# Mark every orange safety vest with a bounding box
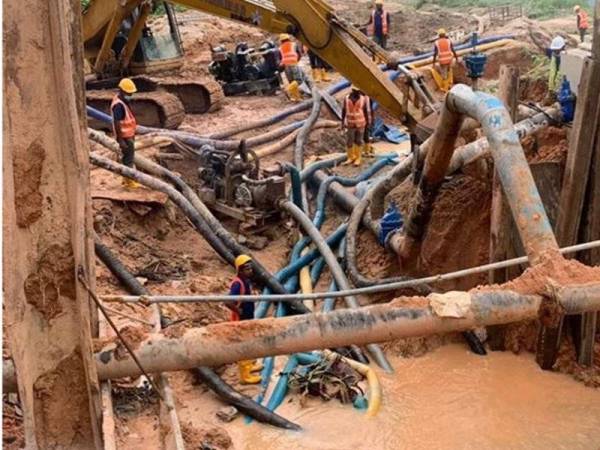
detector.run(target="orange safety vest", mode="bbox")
[344,95,370,129]
[368,9,388,36]
[578,11,589,29]
[435,37,454,65]
[111,95,137,139]
[279,41,299,66]
[229,276,247,321]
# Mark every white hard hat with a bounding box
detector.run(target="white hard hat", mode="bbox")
[550,36,566,51]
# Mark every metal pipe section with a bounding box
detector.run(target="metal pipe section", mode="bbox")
[100,240,600,305]
[447,85,559,263]
[280,200,393,373]
[91,284,600,380]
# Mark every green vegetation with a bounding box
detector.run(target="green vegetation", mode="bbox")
[412,0,583,19]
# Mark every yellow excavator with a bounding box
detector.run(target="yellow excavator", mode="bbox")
[83,0,435,133]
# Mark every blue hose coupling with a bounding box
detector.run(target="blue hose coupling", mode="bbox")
[379,201,403,246]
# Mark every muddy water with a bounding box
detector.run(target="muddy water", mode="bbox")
[225,345,600,449]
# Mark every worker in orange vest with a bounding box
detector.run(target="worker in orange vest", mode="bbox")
[366,0,391,49]
[341,86,372,166]
[278,34,305,102]
[431,29,459,93]
[111,78,140,189]
[574,5,589,43]
[226,255,262,384]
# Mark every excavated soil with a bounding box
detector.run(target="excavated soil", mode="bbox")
[4,2,598,449]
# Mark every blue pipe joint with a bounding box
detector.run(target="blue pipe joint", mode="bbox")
[558,77,575,123]
[378,201,403,246]
[464,52,487,80]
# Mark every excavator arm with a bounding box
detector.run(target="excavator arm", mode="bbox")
[83,0,417,124]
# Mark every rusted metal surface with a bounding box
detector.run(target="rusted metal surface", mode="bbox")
[89,284,600,380]
[447,85,560,264]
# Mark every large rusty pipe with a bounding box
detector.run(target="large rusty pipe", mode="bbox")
[447,85,560,262]
[393,85,559,265]
[88,284,600,380]
[3,284,600,389]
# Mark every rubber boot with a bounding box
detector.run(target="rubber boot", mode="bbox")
[363,143,374,158]
[250,360,264,373]
[342,145,356,165]
[122,177,141,189]
[286,81,302,102]
[238,360,261,384]
[353,144,362,166]
[311,68,322,83]
[319,68,332,82]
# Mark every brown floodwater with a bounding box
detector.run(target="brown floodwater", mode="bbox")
[223,345,600,449]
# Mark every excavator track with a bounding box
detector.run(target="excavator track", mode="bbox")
[133,75,224,114]
[86,90,185,130]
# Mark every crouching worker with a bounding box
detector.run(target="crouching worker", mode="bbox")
[227,254,262,384]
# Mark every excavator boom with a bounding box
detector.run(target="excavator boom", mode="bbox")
[83,0,415,124]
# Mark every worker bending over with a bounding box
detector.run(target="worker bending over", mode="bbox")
[574,5,589,43]
[111,78,140,188]
[227,255,262,384]
[431,29,459,93]
[279,34,306,102]
[342,86,372,166]
[367,0,390,49]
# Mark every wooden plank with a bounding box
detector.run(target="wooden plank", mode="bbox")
[556,57,600,247]
[92,188,169,205]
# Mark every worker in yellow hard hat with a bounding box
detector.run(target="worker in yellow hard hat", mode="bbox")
[227,254,262,384]
[278,33,306,102]
[431,28,459,92]
[366,0,390,49]
[112,78,140,188]
[574,5,589,43]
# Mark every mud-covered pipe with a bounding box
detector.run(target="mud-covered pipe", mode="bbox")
[294,88,322,212]
[392,85,559,265]
[94,234,300,430]
[89,130,309,315]
[90,153,235,265]
[280,200,393,373]
[89,284,600,380]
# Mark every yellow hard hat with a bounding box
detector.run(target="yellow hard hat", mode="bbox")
[235,254,252,270]
[375,0,384,5]
[118,78,137,94]
[437,28,447,37]
[574,5,580,10]
[279,33,291,42]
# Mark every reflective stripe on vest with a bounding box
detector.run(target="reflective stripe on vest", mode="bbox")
[435,37,453,65]
[579,11,589,29]
[345,95,368,128]
[279,41,299,66]
[367,10,388,36]
[111,95,137,139]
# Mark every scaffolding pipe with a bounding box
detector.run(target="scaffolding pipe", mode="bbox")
[99,240,600,305]
[86,283,600,380]
[280,200,393,373]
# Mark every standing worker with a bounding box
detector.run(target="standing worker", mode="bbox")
[308,49,332,83]
[278,34,305,102]
[431,29,459,93]
[341,86,372,166]
[574,5,589,43]
[111,78,140,188]
[366,0,391,49]
[548,35,566,94]
[226,255,262,384]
